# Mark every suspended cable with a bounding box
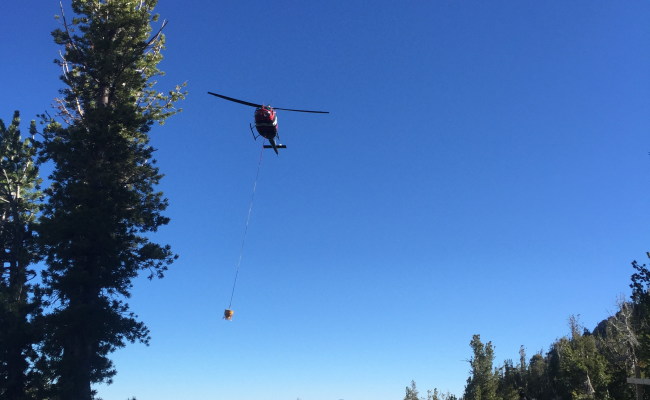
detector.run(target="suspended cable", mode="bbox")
[224,148,264,320]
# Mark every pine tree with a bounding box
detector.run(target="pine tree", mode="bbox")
[526,352,552,400]
[39,1,184,398]
[464,334,498,400]
[404,380,421,400]
[0,111,42,399]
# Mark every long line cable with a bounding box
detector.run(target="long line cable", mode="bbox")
[228,147,264,309]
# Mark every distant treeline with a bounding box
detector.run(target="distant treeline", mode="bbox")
[405,258,650,400]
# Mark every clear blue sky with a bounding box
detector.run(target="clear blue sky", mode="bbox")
[2,1,649,399]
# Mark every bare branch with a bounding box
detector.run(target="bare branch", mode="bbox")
[144,19,168,50]
[53,98,76,125]
[59,0,81,53]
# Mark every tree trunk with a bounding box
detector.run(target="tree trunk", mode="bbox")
[584,372,595,397]
[60,328,93,400]
[635,365,644,400]
[5,335,27,400]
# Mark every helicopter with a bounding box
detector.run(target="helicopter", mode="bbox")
[208,91,329,154]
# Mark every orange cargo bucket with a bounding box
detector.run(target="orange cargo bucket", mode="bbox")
[223,309,234,320]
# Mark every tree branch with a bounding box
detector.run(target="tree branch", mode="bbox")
[145,19,168,50]
[59,1,81,54]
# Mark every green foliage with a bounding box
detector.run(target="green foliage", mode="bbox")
[404,380,421,400]
[37,1,184,398]
[464,334,499,400]
[631,259,650,377]
[523,352,550,400]
[427,387,458,400]
[549,318,610,400]
[496,359,523,400]
[0,111,43,399]
[403,254,650,399]
[404,381,458,400]
[402,257,650,400]
[402,259,650,400]
[50,0,185,126]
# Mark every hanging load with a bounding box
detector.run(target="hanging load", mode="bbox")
[222,148,265,322]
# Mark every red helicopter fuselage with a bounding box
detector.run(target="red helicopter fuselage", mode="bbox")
[253,106,278,140]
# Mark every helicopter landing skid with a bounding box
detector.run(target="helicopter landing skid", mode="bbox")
[249,123,259,140]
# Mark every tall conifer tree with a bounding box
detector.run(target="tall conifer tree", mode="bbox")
[0,112,42,399]
[39,1,184,398]
[403,380,420,400]
[464,334,499,400]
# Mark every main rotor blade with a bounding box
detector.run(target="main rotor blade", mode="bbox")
[273,107,330,114]
[208,92,262,108]
[208,91,329,113]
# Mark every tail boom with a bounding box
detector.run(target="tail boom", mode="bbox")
[263,139,286,154]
